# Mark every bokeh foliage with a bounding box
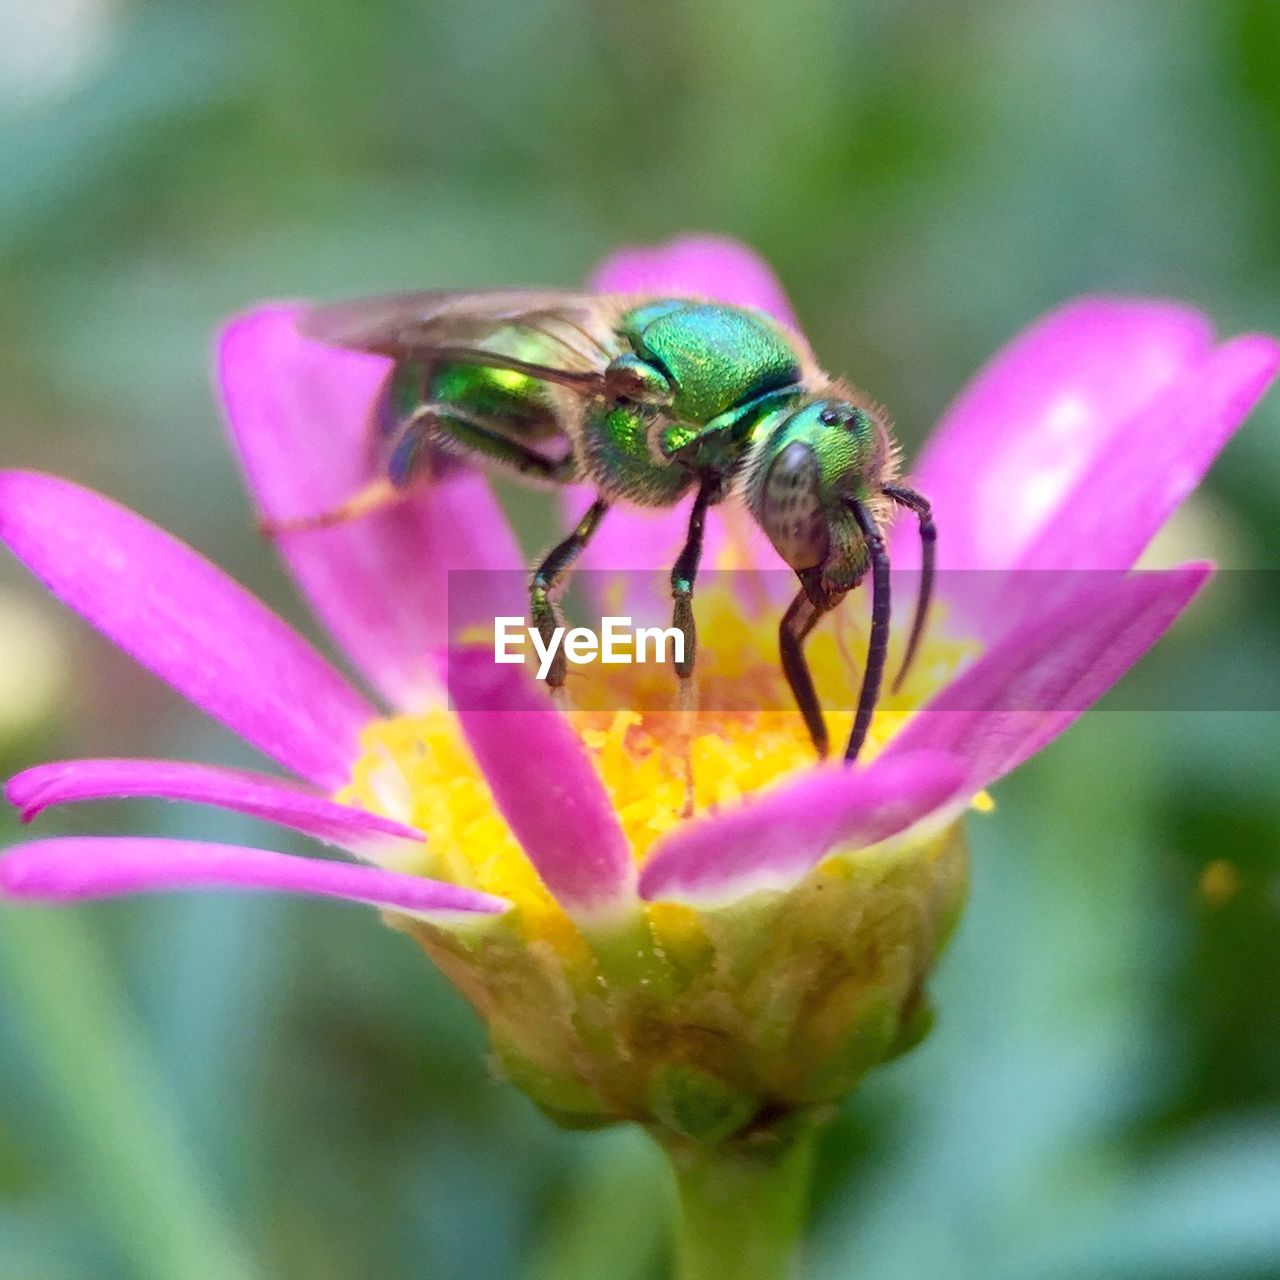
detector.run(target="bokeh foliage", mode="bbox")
[1,1,1279,1276]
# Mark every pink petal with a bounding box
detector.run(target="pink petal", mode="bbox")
[0,472,374,790]
[0,837,506,918]
[638,751,971,906]
[217,306,523,710]
[1017,333,1280,571]
[900,299,1216,574]
[588,235,799,330]
[7,759,423,858]
[884,563,1211,788]
[447,650,633,915]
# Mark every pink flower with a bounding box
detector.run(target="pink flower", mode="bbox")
[1,236,1275,1132]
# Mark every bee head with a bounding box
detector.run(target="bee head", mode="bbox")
[746,397,889,604]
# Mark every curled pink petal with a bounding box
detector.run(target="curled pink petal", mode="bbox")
[0,838,506,917]
[901,298,1216,574]
[0,472,374,790]
[639,752,970,906]
[589,235,799,330]
[7,759,423,858]
[885,563,1211,789]
[1017,333,1280,571]
[218,306,523,709]
[447,651,633,915]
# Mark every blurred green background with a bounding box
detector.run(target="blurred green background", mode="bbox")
[2,1,1280,1276]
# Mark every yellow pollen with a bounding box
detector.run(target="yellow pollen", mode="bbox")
[1198,858,1240,907]
[339,585,979,943]
[970,789,996,814]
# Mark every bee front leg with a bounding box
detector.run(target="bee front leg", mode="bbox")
[844,500,891,763]
[530,497,610,691]
[780,587,831,758]
[669,479,717,685]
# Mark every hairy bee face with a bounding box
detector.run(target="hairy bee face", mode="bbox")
[746,398,882,575]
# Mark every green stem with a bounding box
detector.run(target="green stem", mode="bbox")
[0,908,258,1280]
[662,1125,817,1280]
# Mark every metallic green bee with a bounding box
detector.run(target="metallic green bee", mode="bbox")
[283,292,935,762]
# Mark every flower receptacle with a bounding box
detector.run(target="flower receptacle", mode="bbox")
[396,822,969,1143]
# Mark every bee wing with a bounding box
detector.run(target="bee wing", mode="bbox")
[298,290,629,394]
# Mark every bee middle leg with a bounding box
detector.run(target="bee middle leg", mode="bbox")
[530,497,610,690]
[669,479,717,685]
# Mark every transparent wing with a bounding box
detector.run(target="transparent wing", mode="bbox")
[298,289,631,393]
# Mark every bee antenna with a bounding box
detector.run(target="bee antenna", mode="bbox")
[882,484,935,693]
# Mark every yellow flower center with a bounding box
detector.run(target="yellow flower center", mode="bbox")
[338,584,981,941]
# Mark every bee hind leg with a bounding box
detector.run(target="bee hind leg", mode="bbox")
[258,398,583,539]
[256,406,443,537]
[257,476,403,537]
